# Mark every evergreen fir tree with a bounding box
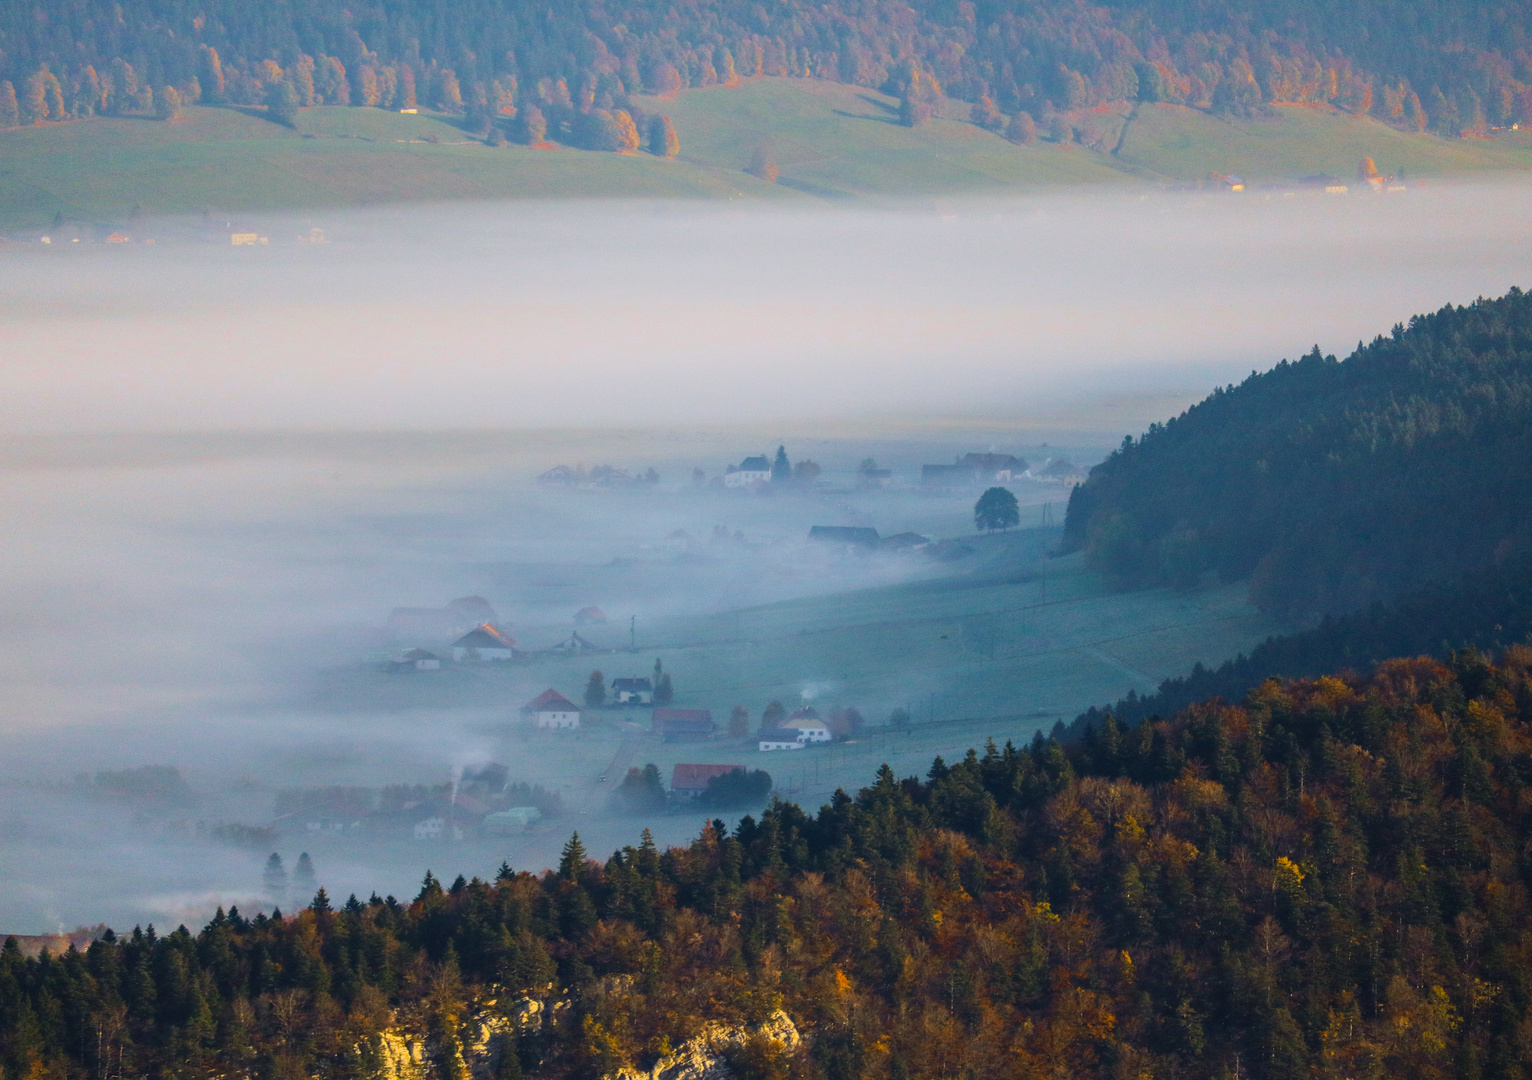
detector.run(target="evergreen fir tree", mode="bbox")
[771,445,790,483]
[558,833,587,881]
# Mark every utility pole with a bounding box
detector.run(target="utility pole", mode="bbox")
[630,615,636,652]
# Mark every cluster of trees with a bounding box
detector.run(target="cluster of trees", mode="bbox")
[581,664,672,710]
[1064,287,1532,621]
[8,647,1532,1079]
[4,0,1529,138]
[611,765,774,813]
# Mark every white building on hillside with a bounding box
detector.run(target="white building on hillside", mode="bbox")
[724,455,772,488]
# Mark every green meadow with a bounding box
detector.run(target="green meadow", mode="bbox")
[310,526,1284,831]
[4,78,1532,227]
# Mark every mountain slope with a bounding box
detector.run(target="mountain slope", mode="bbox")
[1063,287,1532,621]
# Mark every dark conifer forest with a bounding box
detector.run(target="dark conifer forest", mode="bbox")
[8,648,1532,1079]
[1064,288,1532,621]
[1,0,1531,134]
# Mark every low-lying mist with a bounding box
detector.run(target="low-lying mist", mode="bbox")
[0,185,1527,935]
[4,183,1531,432]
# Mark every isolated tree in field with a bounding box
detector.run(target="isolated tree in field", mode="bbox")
[263,852,287,898]
[975,486,1020,532]
[155,85,182,120]
[793,460,822,484]
[266,79,299,126]
[293,852,317,897]
[761,700,786,730]
[728,705,750,737]
[1006,110,1037,144]
[899,86,931,126]
[649,115,679,157]
[748,143,778,182]
[889,706,911,728]
[771,446,791,484]
[519,104,547,144]
[584,670,606,708]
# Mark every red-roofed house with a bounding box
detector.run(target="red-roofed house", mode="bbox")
[652,708,716,742]
[522,689,580,729]
[671,763,743,798]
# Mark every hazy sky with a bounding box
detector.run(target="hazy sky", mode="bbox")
[3,183,1530,433]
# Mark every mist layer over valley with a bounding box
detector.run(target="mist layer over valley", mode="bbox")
[1,187,1529,936]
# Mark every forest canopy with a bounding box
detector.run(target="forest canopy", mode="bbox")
[7,646,1532,1080]
[1063,287,1532,621]
[0,0,1530,135]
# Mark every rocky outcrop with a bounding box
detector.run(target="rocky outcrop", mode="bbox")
[611,1009,801,1080]
[366,990,570,1080]
[373,1031,429,1080]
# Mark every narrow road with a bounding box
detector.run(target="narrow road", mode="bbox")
[588,735,636,808]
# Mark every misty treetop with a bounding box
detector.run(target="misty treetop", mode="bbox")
[1064,286,1532,621]
[9,645,1532,1079]
[1,0,1531,137]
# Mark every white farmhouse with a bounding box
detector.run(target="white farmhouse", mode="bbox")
[759,729,807,751]
[794,718,833,743]
[611,677,653,704]
[724,455,772,488]
[522,689,581,729]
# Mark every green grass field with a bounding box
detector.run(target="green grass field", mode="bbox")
[308,527,1285,820]
[283,528,1287,879]
[1116,101,1532,182]
[4,78,1530,227]
[630,78,1134,196]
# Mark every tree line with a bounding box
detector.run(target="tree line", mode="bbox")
[7,645,1532,1079]
[0,0,1529,139]
[1064,287,1532,622]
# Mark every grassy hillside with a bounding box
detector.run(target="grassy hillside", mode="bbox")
[631,78,1135,196]
[3,80,1532,226]
[0,105,772,228]
[1116,101,1532,181]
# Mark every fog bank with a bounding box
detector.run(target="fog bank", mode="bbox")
[3,184,1530,433]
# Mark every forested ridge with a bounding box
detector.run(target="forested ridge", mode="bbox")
[9,647,1532,1079]
[2,0,1532,138]
[1063,287,1532,622]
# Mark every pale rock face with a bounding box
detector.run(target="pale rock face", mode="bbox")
[373,1031,429,1080]
[610,1009,801,1080]
[366,990,567,1080]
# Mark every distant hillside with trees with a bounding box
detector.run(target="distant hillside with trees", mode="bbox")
[8,647,1532,1079]
[1063,287,1532,622]
[1,0,1530,142]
